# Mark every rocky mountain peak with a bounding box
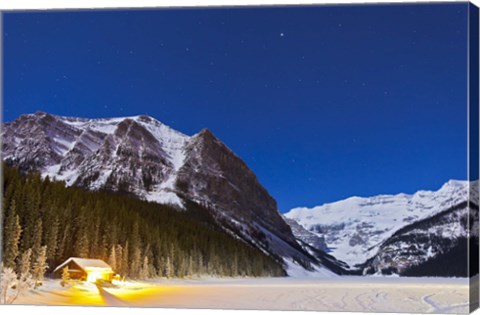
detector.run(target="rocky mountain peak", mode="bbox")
[2,111,315,274]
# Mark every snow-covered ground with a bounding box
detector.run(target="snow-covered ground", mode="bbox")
[10,277,472,314]
[284,259,337,278]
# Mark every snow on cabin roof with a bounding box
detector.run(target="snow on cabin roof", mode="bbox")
[54,257,113,273]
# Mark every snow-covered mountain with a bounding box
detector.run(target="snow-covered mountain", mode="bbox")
[2,111,319,275]
[3,112,188,205]
[5,112,476,277]
[284,180,478,270]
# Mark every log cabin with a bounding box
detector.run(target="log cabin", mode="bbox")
[54,257,114,283]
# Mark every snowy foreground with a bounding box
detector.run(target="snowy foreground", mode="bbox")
[11,276,475,314]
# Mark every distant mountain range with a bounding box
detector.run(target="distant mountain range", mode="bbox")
[285,180,478,276]
[2,111,477,277]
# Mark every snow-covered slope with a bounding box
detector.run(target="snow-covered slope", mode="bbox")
[284,258,337,278]
[284,180,475,268]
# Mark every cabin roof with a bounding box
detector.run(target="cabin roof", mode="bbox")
[54,257,113,273]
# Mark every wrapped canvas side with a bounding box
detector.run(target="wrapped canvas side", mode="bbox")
[469,2,480,313]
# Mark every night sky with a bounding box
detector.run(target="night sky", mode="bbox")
[3,3,469,211]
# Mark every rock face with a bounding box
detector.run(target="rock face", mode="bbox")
[2,111,315,272]
[176,129,301,252]
[283,216,327,252]
[179,129,281,233]
[361,200,479,276]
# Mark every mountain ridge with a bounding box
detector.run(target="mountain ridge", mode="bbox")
[284,179,478,274]
[2,111,322,275]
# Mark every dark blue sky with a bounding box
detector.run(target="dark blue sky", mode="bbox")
[3,3,469,211]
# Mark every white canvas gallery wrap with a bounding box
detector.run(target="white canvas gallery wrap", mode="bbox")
[0,1,478,315]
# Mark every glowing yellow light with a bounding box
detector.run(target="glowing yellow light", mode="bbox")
[84,267,113,283]
[86,271,102,283]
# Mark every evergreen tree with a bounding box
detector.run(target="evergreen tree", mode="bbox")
[122,242,129,277]
[74,226,89,258]
[232,252,239,276]
[31,220,43,263]
[89,217,101,258]
[139,256,149,279]
[115,244,123,275]
[130,247,142,278]
[60,267,70,287]
[56,223,71,262]
[2,170,18,212]
[19,181,41,253]
[129,221,142,277]
[108,245,117,271]
[17,248,32,277]
[165,256,173,279]
[3,200,22,269]
[44,217,59,262]
[32,246,48,288]
[97,234,108,261]
[169,245,176,277]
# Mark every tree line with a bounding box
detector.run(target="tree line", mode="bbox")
[2,165,285,280]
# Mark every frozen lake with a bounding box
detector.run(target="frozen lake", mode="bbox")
[13,276,475,314]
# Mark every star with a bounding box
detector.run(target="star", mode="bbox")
[280,33,284,37]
